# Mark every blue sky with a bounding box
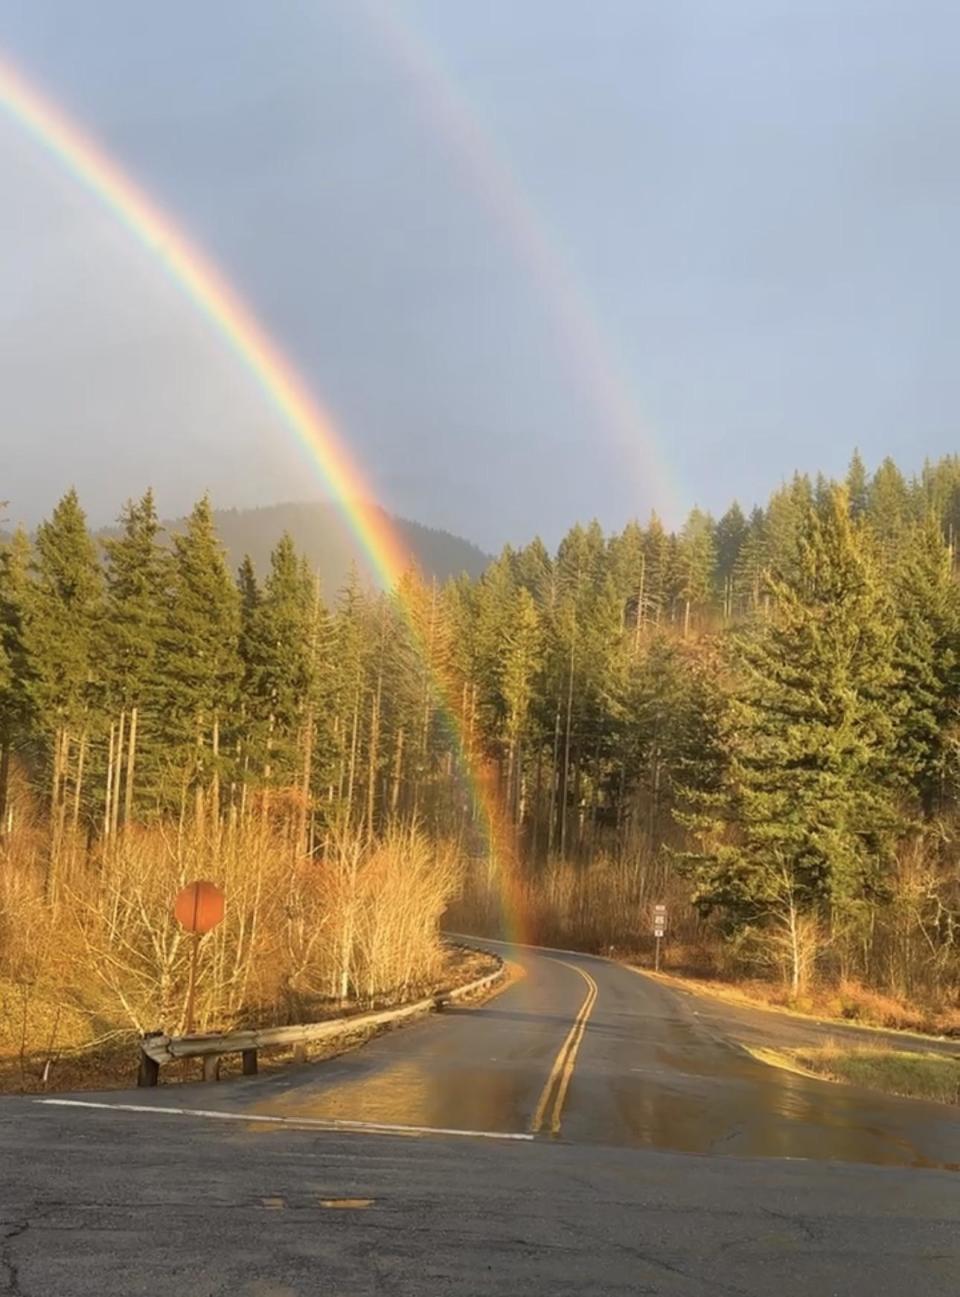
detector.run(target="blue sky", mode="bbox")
[1,1,958,549]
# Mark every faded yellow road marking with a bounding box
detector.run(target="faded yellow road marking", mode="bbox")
[529,961,598,1136]
[319,1198,375,1209]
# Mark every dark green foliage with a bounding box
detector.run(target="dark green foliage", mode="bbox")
[890,516,960,813]
[21,489,102,736]
[685,489,903,931]
[239,534,320,783]
[156,496,241,794]
[0,528,32,736]
[101,491,167,712]
[3,452,960,921]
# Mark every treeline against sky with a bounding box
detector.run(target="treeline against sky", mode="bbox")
[2,450,960,1009]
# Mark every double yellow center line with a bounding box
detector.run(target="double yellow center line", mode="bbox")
[529,960,598,1136]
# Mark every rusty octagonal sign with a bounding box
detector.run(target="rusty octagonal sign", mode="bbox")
[174,880,225,934]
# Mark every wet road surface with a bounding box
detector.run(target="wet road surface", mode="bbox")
[2,938,960,1295]
[246,938,960,1169]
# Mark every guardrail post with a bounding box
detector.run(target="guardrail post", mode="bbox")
[292,1042,307,1065]
[202,1055,221,1083]
[137,1048,160,1088]
[242,1048,258,1076]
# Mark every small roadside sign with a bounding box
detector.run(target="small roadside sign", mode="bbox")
[174,880,225,1036]
[652,904,667,971]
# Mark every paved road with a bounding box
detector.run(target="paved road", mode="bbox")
[2,939,959,1295]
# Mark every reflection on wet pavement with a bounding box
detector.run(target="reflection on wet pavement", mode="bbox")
[247,944,960,1171]
[255,1056,535,1133]
[566,982,960,1170]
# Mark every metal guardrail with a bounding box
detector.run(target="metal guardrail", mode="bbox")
[138,950,504,1086]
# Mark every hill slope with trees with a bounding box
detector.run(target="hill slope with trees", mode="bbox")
[2,450,960,1081]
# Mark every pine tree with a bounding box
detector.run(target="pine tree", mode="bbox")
[100,490,168,821]
[869,457,911,553]
[499,585,542,820]
[242,535,318,788]
[733,507,769,617]
[714,503,748,619]
[684,489,902,972]
[623,636,724,850]
[156,496,241,817]
[846,449,869,519]
[0,528,32,831]
[21,491,103,888]
[765,473,812,580]
[677,508,716,637]
[890,516,960,814]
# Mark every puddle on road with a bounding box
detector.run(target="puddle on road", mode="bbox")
[249,1057,534,1136]
[603,1045,960,1170]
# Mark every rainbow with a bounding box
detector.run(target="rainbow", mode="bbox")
[0,50,531,943]
[0,52,409,589]
[353,1,680,523]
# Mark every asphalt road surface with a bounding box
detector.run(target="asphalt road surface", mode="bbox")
[2,940,959,1296]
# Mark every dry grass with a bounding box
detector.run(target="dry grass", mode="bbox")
[0,816,468,1092]
[781,1043,960,1106]
[644,968,960,1038]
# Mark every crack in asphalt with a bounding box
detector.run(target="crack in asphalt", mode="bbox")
[0,1220,30,1297]
[760,1205,820,1242]
[558,1213,756,1297]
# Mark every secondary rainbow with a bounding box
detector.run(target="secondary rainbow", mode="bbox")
[354,1,680,522]
[0,51,531,943]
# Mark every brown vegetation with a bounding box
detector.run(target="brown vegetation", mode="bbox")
[0,816,463,1092]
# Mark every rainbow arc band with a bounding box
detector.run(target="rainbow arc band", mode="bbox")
[0,51,534,940]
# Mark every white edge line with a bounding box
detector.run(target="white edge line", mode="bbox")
[36,1098,534,1142]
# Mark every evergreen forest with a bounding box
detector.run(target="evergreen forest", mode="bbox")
[3,450,960,1073]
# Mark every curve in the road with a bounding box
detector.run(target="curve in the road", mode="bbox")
[91,935,960,1171]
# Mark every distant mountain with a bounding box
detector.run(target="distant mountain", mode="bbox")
[202,501,491,588]
[1,499,491,589]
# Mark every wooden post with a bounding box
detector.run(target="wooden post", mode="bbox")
[292,1042,307,1065]
[202,1055,220,1083]
[137,1049,160,1088]
[242,1048,258,1076]
[184,931,201,1036]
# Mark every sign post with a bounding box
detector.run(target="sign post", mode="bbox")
[174,880,225,1036]
[653,903,667,972]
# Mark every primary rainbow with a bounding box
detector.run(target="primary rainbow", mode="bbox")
[0,51,531,944]
[0,52,410,590]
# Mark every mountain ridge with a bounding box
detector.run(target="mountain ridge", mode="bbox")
[3,499,492,590]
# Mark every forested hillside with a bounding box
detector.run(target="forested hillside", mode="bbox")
[100,499,492,589]
[2,451,960,1066]
[184,500,490,587]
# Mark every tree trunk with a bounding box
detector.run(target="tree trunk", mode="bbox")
[103,723,116,841]
[366,685,381,839]
[210,713,221,837]
[559,630,576,858]
[547,706,561,858]
[72,730,87,832]
[390,726,404,818]
[0,730,11,836]
[123,706,138,830]
[346,683,361,821]
[297,706,314,857]
[634,554,646,654]
[111,711,125,839]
